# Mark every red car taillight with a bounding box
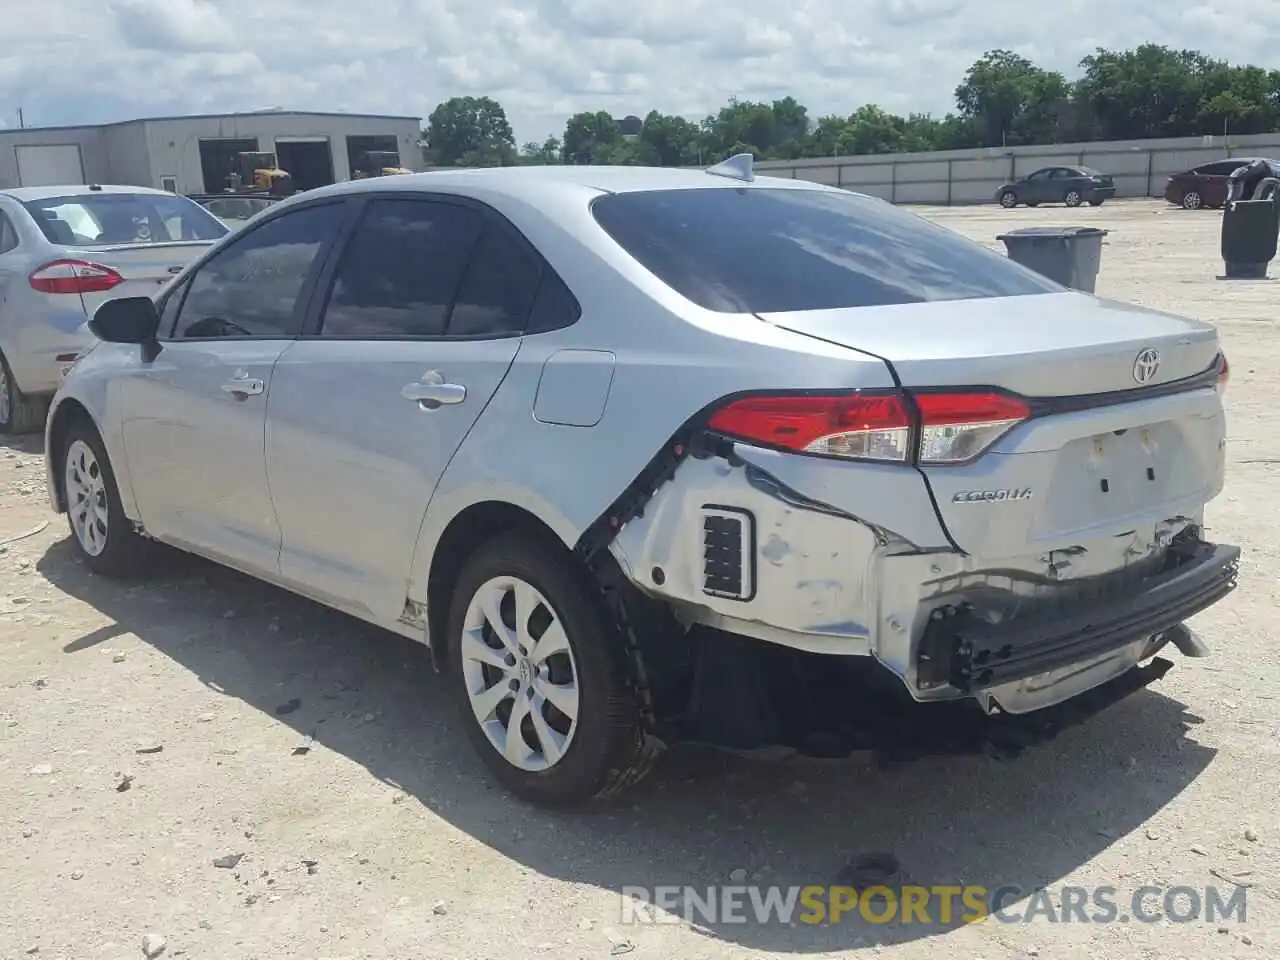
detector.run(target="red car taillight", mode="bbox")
[1217,353,1229,392]
[706,389,1031,465]
[29,259,124,295]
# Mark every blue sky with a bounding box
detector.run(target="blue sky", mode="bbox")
[3,0,1277,144]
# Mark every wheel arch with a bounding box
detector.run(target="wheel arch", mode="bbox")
[46,397,100,512]
[422,497,577,665]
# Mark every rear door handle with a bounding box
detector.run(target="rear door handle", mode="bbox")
[221,373,265,398]
[402,374,466,409]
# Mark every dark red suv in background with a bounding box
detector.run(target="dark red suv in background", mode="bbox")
[1164,157,1280,209]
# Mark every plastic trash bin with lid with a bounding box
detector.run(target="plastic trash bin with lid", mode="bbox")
[996,226,1109,293]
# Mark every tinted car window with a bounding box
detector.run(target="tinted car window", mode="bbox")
[527,271,582,334]
[22,193,228,246]
[447,218,543,337]
[592,187,1059,313]
[158,277,190,338]
[175,202,344,339]
[319,198,482,337]
[0,212,17,254]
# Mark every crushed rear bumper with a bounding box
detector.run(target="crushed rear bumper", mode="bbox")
[915,535,1239,696]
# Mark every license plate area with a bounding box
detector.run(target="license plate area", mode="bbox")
[1031,421,1207,538]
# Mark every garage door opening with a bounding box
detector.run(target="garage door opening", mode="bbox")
[276,139,335,191]
[198,138,259,193]
[15,144,86,187]
[346,135,401,178]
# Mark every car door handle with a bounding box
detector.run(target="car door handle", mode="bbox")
[221,375,265,398]
[402,380,466,408]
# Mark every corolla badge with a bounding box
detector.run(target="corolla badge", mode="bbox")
[952,488,1032,504]
[1132,347,1161,384]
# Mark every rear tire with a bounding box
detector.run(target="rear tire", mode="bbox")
[445,532,655,806]
[0,352,49,436]
[60,419,151,577]
[1064,190,1083,208]
[1089,199,1105,207]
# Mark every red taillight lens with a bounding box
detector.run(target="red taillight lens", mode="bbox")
[913,391,1031,464]
[706,392,913,461]
[706,389,1031,464]
[1217,353,1229,391]
[29,259,124,295]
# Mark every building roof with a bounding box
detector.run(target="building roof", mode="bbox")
[0,183,174,201]
[0,110,420,137]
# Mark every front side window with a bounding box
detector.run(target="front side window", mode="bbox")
[318,198,483,337]
[591,187,1059,314]
[173,202,345,339]
[22,193,228,246]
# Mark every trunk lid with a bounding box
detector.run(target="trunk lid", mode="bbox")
[759,292,1226,558]
[70,241,213,315]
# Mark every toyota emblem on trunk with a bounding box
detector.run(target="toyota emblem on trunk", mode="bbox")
[1132,348,1161,384]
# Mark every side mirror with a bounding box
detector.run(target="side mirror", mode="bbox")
[89,296,160,344]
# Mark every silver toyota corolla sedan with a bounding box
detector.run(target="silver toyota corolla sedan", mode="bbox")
[0,184,228,433]
[42,159,1240,806]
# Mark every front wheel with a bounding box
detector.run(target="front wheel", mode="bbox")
[1064,190,1083,207]
[1181,190,1203,210]
[999,191,1018,208]
[61,420,151,576]
[446,533,655,806]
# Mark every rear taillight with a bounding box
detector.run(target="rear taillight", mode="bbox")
[706,389,1030,465]
[706,392,913,462]
[1217,353,1229,392]
[29,259,123,295]
[913,391,1031,464]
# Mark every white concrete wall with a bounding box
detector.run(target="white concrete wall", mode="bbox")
[753,131,1280,205]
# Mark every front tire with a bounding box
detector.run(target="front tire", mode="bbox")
[999,191,1018,208]
[61,420,151,577]
[0,352,48,436]
[446,533,654,806]
[1181,190,1203,210]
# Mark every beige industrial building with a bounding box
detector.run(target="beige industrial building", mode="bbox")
[0,110,422,194]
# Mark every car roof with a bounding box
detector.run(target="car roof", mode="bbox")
[293,164,832,206]
[0,183,177,202]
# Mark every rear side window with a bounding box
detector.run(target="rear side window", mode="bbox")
[319,198,482,337]
[21,193,228,246]
[447,217,543,338]
[0,212,17,254]
[592,187,1059,313]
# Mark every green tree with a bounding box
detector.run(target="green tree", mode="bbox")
[425,96,516,166]
[520,137,562,163]
[638,111,701,166]
[955,49,1069,146]
[562,111,621,164]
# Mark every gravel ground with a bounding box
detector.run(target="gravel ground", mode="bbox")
[2,198,1276,960]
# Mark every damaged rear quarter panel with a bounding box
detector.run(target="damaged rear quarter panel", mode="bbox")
[608,448,952,654]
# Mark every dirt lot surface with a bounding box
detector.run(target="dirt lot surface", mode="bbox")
[3,199,1277,959]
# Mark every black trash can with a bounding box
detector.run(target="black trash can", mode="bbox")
[1220,194,1280,279]
[996,226,1109,292]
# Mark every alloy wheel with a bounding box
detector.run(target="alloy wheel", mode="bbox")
[1183,191,1202,210]
[65,439,109,557]
[460,575,580,772]
[1000,192,1017,208]
[1065,190,1082,207]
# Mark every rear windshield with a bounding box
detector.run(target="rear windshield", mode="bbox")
[23,193,229,246]
[591,187,1058,313]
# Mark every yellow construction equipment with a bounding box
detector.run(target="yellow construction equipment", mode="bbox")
[229,152,294,196]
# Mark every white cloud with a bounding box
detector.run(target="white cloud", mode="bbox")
[0,0,1274,143]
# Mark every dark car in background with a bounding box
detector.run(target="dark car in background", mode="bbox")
[1164,158,1280,210]
[996,166,1116,209]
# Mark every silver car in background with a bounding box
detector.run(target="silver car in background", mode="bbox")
[0,184,228,433]
[44,161,1240,807]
